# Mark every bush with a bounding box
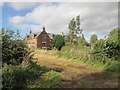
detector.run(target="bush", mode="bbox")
[105,61,120,73]
[2,61,62,89]
[90,34,98,45]
[28,71,61,88]
[52,35,65,50]
[90,28,120,64]
[1,28,27,65]
[60,46,90,60]
[2,61,45,89]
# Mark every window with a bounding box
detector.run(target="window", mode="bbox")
[42,35,46,39]
[42,42,46,49]
[42,43,46,47]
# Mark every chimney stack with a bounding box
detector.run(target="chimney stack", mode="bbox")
[42,26,45,32]
[60,32,64,37]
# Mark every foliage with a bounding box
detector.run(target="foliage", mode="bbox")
[60,46,90,60]
[52,35,65,50]
[104,61,120,73]
[90,34,98,45]
[28,71,61,88]
[104,28,120,60]
[91,28,120,62]
[90,28,120,73]
[67,15,82,45]
[77,36,89,46]
[2,62,40,89]
[2,61,61,89]
[1,28,27,65]
[90,39,106,63]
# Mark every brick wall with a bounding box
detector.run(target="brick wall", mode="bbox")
[37,30,51,49]
[25,38,37,48]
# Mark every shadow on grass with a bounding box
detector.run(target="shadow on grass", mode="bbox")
[60,71,119,88]
[2,61,51,89]
[2,53,58,89]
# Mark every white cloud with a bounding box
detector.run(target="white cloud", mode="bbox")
[1,0,119,2]
[9,2,118,41]
[8,2,38,10]
[0,2,4,7]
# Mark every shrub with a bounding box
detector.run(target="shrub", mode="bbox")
[52,35,65,50]
[28,71,61,88]
[60,46,90,60]
[90,34,98,45]
[105,61,120,73]
[2,61,45,89]
[1,28,27,65]
[90,28,120,64]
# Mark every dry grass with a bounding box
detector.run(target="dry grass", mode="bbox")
[32,49,119,88]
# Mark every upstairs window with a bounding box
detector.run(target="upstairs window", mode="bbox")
[42,35,46,39]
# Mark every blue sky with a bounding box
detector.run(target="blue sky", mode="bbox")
[2,3,35,37]
[1,2,118,42]
[1,2,60,37]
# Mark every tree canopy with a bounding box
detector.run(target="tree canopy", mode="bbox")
[91,28,120,62]
[67,15,82,45]
[90,34,98,45]
[52,35,65,50]
[1,28,27,65]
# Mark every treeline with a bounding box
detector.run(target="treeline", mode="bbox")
[90,28,120,72]
[2,28,27,65]
[1,28,61,89]
[52,15,120,73]
[91,28,120,62]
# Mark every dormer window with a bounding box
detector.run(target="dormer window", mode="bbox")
[42,35,46,39]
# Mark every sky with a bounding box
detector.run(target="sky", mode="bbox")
[1,1,118,42]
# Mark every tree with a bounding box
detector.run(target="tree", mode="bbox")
[1,28,27,65]
[75,15,82,35]
[91,28,120,63]
[52,35,65,50]
[67,15,82,45]
[68,18,76,45]
[104,28,120,60]
[90,34,98,45]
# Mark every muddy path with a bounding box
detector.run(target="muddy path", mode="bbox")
[32,50,119,88]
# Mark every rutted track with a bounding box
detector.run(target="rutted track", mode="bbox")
[32,50,118,88]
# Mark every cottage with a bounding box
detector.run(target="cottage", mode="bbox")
[25,26,56,49]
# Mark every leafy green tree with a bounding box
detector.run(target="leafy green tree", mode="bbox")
[78,36,89,46]
[1,28,27,65]
[67,15,82,45]
[90,34,98,45]
[68,18,76,45]
[91,28,120,63]
[75,15,82,35]
[52,35,65,50]
[104,28,120,60]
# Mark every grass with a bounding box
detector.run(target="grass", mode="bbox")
[2,61,62,89]
[27,70,62,88]
[33,48,119,88]
[35,46,120,75]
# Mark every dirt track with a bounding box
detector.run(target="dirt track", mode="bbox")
[32,50,119,88]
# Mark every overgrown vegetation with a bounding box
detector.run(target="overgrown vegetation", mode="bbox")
[90,28,120,72]
[91,28,120,62]
[1,28,27,65]
[1,15,119,89]
[2,61,62,89]
[2,28,62,89]
[66,15,83,45]
[90,34,98,45]
[49,28,120,73]
[52,35,65,50]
